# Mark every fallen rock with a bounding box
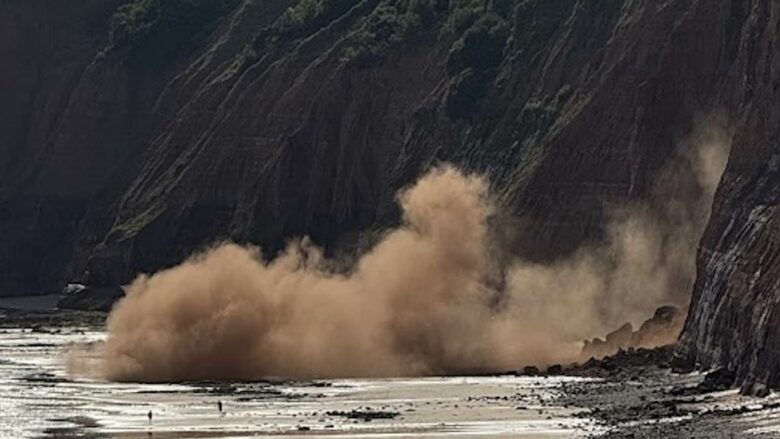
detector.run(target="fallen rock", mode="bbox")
[547,364,564,375]
[325,409,399,422]
[700,368,736,392]
[567,345,675,378]
[581,306,684,360]
[57,285,124,312]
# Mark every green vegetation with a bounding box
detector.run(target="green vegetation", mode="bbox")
[443,0,585,119]
[518,97,558,134]
[261,0,443,65]
[102,0,241,67]
[272,0,362,40]
[445,4,507,119]
[446,13,506,76]
[245,0,578,119]
[340,0,441,65]
[444,0,510,34]
[511,0,576,53]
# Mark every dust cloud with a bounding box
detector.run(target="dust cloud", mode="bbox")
[97,121,730,382]
[512,119,732,352]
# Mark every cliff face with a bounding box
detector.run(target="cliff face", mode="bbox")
[0,0,123,293]
[675,0,780,395]
[1,0,718,290]
[1,0,779,390]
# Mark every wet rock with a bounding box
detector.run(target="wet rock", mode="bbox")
[21,372,68,384]
[741,381,771,398]
[53,416,101,428]
[699,368,736,393]
[567,345,675,378]
[325,409,399,422]
[57,286,124,312]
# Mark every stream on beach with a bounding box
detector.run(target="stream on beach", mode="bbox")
[0,320,601,439]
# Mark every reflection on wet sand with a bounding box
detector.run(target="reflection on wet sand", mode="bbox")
[0,324,598,438]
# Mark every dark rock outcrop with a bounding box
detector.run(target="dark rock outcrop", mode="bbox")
[57,285,125,312]
[569,345,676,378]
[582,306,684,360]
[675,0,780,395]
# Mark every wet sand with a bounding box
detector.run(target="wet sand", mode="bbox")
[0,313,597,438]
[2,306,779,438]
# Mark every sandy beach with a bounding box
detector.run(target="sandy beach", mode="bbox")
[0,310,597,439]
[2,307,779,439]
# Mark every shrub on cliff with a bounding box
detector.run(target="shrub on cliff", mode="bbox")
[341,0,441,65]
[102,0,240,67]
[446,12,506,75]
[445,12,507,119]
[273,0,362,40]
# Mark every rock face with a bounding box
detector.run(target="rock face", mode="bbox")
[674,0,780,395]
[0,0,779,390]
[0,0,723,291]
[0,0,124,295]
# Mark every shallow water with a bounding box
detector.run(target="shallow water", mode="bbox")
[0,326,600,438]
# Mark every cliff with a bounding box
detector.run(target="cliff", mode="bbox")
[0,0,713,290]
[675,0,780,396]
[0,0,778,391]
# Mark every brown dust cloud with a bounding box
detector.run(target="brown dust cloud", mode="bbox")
[90,121,730,382]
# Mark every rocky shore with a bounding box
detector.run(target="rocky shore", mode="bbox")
[556,347,780,438]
